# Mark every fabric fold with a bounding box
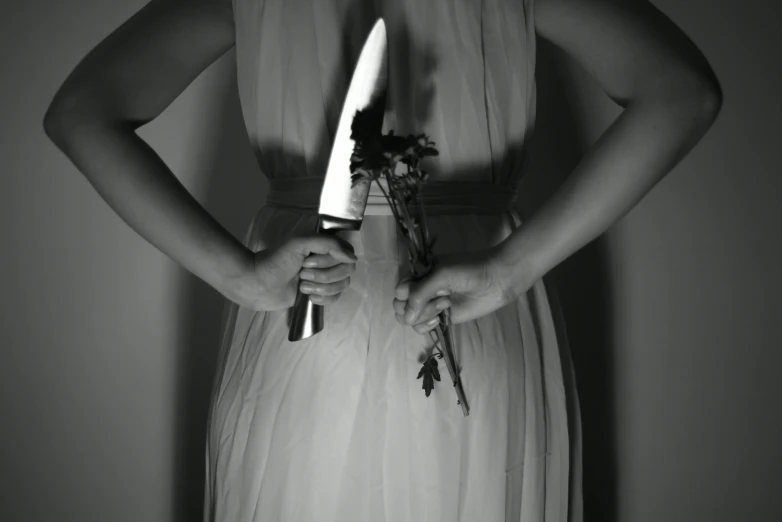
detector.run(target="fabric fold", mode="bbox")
[205,1,582,521]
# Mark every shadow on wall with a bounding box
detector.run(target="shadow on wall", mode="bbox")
[169,55,265,522]
[169,39,618,522]
[523,39,618,522]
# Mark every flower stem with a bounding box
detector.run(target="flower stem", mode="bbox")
[373,174,401,224]
[350,127,466,414]
[428,310,469,416]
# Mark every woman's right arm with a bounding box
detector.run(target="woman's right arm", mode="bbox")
[43,0,251,299]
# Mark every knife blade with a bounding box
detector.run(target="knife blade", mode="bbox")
[288,18,388,342]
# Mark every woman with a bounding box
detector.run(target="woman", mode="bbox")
[44,0,721,521]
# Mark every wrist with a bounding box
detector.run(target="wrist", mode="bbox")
[214,243,255,299]
[491,230,547,298]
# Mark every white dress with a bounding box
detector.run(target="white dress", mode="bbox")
[204,1,583,520]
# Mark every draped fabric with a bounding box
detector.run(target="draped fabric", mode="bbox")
[204,1,583,520]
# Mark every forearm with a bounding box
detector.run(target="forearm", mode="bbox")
[45,116,252,296]
[496,78,721,294]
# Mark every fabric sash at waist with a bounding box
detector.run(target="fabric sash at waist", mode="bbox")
[264,175,518,216]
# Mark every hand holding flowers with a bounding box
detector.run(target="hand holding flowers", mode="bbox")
[392,245,525,334]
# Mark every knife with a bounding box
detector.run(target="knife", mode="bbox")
[287,18,388,342]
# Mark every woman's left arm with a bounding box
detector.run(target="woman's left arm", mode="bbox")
[496,0,723,296]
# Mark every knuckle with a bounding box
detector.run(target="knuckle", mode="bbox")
[329,280,347,295]
[328,266,344,282]
[409,295,426,307]
[440,266,456,281]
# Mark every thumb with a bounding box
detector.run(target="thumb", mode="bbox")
[296,235,357,263]
[404,269,452,324]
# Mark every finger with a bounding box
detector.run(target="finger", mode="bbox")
[413,315,441,335]
[307,293,340,306]
[300,261,356,282]
[393,296,451,323]
[392,297,406,317]
[395,296,450,326]
[404,270,452,324]
[300,277,351,297]
[302,254,342,269]
[295,235,357,264]
[394,278,411,300]
[395,278,450,301]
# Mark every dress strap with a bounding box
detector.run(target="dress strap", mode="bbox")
[265,175,519,216]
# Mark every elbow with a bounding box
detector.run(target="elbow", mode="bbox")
[666,75,723,142]
[43,102,69,145]
[43,91,86,146]
[688,70,723,124]
[672,66,724,123]
[700,79,723,123]
[43,89,122,146]
[640,68,724,129]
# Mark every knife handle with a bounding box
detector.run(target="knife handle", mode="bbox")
[287,217,351,342]
[288,278,324,342]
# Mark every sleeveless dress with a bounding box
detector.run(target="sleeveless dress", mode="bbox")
[204,1,583,521]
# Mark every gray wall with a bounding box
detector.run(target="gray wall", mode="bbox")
[1,1,779,521]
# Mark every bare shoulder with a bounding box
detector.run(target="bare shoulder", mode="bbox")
[45,0,237,131]
[532,0,721,104]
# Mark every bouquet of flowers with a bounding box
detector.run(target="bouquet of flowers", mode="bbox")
[349,108,470,417]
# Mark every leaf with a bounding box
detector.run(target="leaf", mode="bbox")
[416,356,441,397]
